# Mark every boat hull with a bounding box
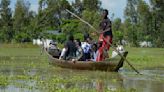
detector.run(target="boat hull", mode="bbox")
[48,51,128,72]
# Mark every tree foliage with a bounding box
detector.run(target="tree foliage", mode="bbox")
[83,0,101,11]
[123,0,164,47]
[13,0,33,42]
[0,0,163,47]
[0,0,12,42]
[112,18,123,44]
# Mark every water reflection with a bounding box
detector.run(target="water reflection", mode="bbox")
[123,78,164,92]
[96,80,104,92]
[0,66,164,92]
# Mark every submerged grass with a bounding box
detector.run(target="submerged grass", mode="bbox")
[0,44,164,92]
[110,47,164,69]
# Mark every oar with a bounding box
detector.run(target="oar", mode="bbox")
[66,9,141,75]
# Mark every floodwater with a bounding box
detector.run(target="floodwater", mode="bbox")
[0,56,164,92]
[0,67,164,92]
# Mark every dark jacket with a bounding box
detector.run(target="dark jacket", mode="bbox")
[99,18,113,37]
[65,40,77,60]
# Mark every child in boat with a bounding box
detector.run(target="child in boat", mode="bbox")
[81,37,92,61]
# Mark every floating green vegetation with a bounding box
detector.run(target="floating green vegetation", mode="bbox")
[0,44,163,92]
[0,75,9,86]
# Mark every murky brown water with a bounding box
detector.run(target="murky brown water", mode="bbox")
[0,66,164,92]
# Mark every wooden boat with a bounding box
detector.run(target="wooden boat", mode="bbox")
[47,51,128,72]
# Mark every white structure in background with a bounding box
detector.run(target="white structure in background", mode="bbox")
[112,45,125,58]
[33,39,43,45]
[33,39,53,49]
[139,41,152,47]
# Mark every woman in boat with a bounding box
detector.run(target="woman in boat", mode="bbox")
[96,9,113,62]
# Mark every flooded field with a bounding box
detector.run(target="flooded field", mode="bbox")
[0,45,164,92]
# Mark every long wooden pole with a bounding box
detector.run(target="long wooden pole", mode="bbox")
[66,9,141,74]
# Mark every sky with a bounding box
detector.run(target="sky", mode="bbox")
[1,0,150,21]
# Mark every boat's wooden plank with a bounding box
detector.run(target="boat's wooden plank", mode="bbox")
[48,51,128,71]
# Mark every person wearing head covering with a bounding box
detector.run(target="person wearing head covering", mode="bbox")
[96,9,113,62]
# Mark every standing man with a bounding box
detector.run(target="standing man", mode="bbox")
[96,9,113,62]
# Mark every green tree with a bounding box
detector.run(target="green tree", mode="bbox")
[112,18,124,44]
[83,0,101,11]
[124,0,139,46]
[78,10,101,39]
[13,0,32,42]
[72,0,83,16]
[37,0,71,31]
[137,0,152,42]
[61,19,79,35]
[150,0,164,47]
[158,23,164,47]
[122,19,133,46]
[125,0,139,24]
[0,0,13,42]
[56,33,66,43]
[27,11,37,39]
[36,0,47,30]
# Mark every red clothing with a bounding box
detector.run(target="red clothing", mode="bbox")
[96,17,113,62]
[96,34,112,62]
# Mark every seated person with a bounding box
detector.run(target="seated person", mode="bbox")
[59,44,67,60]
[48,41,61,58]
[49,41,57,49]
[81,37,92,61]
[90,43,98,62]
[74,39,83,61]
[61,35,77,60]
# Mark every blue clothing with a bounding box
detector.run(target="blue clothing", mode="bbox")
[82,42,91,53]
